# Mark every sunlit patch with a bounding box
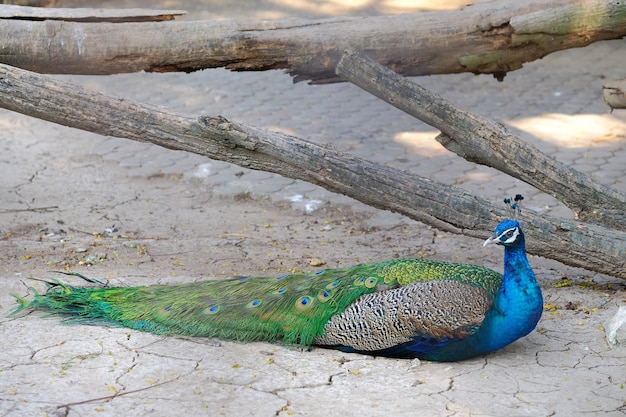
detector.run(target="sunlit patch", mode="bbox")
[264,0,460,18]
[207,0,471,23]
[506,114,626,149]
[383,0,472,11]
[393,131,450,157]
[463,172,493,181]
[263,125,297,136]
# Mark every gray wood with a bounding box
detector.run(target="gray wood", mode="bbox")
[335,49,626,230]
[0,63,624,278]
[1,0,625,82]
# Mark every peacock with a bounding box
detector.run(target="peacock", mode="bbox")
[10,215,543,362]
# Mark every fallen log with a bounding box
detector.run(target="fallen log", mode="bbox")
[1,0,625,83]
[335,49,626,230]
[0,63,624,278]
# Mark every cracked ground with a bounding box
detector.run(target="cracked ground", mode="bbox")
[2,0,626,416]
[1,116,625,416]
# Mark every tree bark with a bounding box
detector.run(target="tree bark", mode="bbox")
[1,0,625,83]
[335,50,626,230]
[0,63,624,278]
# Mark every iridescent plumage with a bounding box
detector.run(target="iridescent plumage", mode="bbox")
[10,220,542,361]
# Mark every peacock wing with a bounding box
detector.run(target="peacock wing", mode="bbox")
[315,279,494,355]
[375,259,503,295]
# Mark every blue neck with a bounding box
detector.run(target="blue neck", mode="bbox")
[422,233,543,361]
[484,234,543,351]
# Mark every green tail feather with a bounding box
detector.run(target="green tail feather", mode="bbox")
[9,259,502,347]
[9,293,33,318]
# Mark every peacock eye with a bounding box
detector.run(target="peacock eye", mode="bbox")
[498,227,519,243]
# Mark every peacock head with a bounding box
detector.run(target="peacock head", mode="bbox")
[483,219,524,248]
[483,194,526,248]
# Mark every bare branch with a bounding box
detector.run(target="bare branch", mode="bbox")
[0,63,624,277]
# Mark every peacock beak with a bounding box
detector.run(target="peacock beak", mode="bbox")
[483,234,497,247]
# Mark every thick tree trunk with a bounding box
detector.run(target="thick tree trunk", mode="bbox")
[1,0,625,83]
[335,50,626,230]
[0,63,624,278]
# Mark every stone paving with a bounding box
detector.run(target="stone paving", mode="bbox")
[1,1,626,416]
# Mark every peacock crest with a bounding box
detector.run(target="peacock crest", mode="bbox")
[504,194,524,218]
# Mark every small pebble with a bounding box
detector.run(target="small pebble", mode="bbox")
[307,258,326,266]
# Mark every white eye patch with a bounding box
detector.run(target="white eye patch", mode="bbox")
[497,227,519,244]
